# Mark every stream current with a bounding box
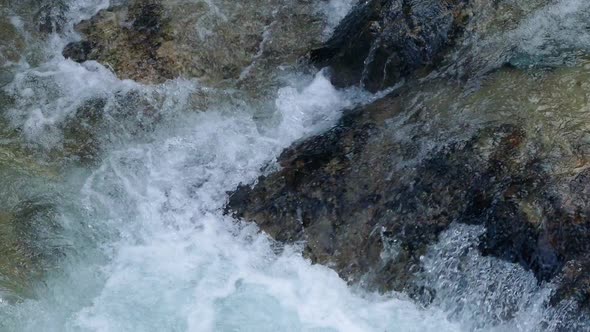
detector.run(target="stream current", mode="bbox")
[0,0,588,331]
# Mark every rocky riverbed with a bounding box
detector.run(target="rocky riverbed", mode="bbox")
[1,0,590,330]
[227,0,590,328]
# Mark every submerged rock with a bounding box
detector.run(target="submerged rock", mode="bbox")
[434,0,590,79]
[0,198,62,302]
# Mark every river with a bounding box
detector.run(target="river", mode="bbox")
[0,0,587,331]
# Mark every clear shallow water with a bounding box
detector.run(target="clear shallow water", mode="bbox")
[0,0,587,331]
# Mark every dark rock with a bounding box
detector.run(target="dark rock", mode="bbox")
[226,62,590,320]
[310,0,469,92]
[227,111,557,294]
[62,1,176,84]
[62,41,94,63]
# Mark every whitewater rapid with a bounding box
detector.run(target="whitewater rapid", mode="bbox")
[0,1,462,330]
[0,44,460,332]
[0,0,583,331]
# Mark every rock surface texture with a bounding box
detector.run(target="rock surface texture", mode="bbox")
[227,0,590,327]
[63,0,326,85]
[310,0,469,92]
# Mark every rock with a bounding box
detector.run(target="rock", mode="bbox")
[60,89,164,164]
[62,40,94,63]
[60,97,107,164]
[435,0,588,79]
[227,106,542,293]
[62,0,326,85]
[310,0,470,92]
[312,0,587,90]
[62,1,176,84]
[226,61,590,320]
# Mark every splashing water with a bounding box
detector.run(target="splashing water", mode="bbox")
[316,0,359,37]
[0,0,588,331]
[0,47,459,332]
[0,1,462,330]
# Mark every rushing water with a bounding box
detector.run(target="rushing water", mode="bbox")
[0,0,588,331]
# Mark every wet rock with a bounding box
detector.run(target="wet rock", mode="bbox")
[227,111,546,293]
[61,97,107,164]
[60,90,163,164]
[310,0,470,92]
[62,0,325,85]
[226,62,590,319]
[62,40,94,63]
[435,0,587,79]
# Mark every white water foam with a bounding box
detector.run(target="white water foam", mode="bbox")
[0,0,582,331]
[0,59,464,331]
[316,0,359,37]
[5,60,137,148]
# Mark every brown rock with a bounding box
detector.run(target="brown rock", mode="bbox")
[62,0,326,85]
